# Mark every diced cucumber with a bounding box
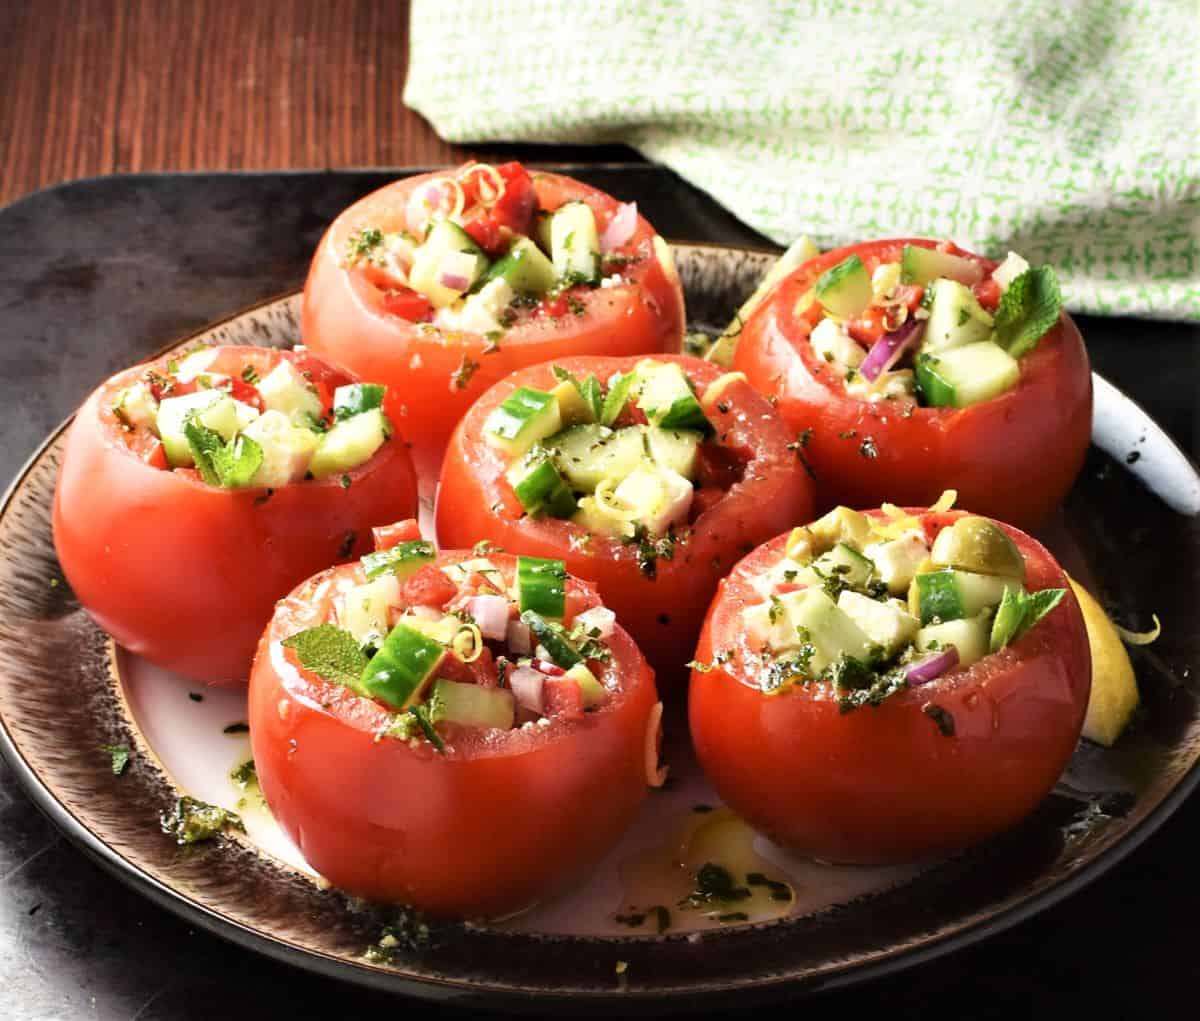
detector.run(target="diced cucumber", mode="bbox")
[509,458,578,518]
[485,236,556,295]
[611,462,693,536]
[517,556,567,620]
[565,662,608,707]
[923,279,994,352]
[257,361,324,427]
[912,569,1011,624]
[837,591,919,656]
[402,613,459,645]
[645,428,701,480]
[633,361,711,433]
[814,255,872,319]
[484,387,562,458]
[864,532,930,595]
[112,382,159,432]
[809,317,866,367]
[549,201,600,284]
[930,516,1025,580]
[916,614,991,668]
[438,278,515,334]
[333,383,386,422]
[787,588,877,674]
[240,409,319,488]
[900,245,983,287]
[157,391,244,467]
[361,539,436,580]
[800,542,875,591]
[546,424,619,491]
[550,380,595,428]
[743,592,806,652]
[308,408,390,480]
[991,252,1030,292]
[359,622,445,709]
[340,575,403,646]
[915,342,1020,409]
[427,679,515,730]
[409,220,489,308]
[521,610,583,668]
[808,506,873,552]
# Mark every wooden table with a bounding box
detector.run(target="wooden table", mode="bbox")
[0,0,638,207]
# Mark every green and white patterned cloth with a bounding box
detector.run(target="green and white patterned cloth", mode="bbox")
[405,0,1199,320]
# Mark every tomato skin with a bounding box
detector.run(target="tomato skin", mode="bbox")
[52,347,419,685]
[732,238,1092,530]
[302,167,686,479]
[436,354,815,686]
[688,509,1091,864]
[248,552,658,918]
[372,518,421,551]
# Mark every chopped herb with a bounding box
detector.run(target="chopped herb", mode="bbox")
[683,863,750,908]
[838,429,858,439]
[651,905,672,932]
[994,265,1063,358]
[230,759,257,789]
[567,296,586,316]
[450,356,480,391]
[923,703,956,736]
[185,419,264,489]
[567,621,612,662]
[346,227,384,263]
[338,531,357,559]
[859,437,879,459]
[102,744,130,775]
[628,525,678,580]
[282,625,369,689]
[408,705,445,754]
[687,659,714,673]
[241,365,260,384]
[718,912,750,923]
[692,803,714,813]
[253,488,275,506]
[482,331,503,353]
[615,911,646,927]
[222,722,250,734]
[188,692,203,702]
[160,796,244,845]
[787,427,813,451]
[746,872,792,902]
[362,908,436,962]
[472,539,502,556]
[600,371,636,426]
[340,474,352,490]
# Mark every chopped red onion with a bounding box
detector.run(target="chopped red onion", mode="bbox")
[509,666,545,713]
[468,594,509,640]
[859,317,926,382]
[439,271,470,291]
[906,647,959,685]
[600,202,638,253]
[534,658,566,677]
[573,606,616,640]
[506,620,532,654]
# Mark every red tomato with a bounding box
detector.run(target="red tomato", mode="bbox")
[248,551,659,918]
[436,355,815,687]
[732,238,1092,530]
[302,165,686,479]
[688,508,1091,863]
[52,346,419,684]
[372,518,421,550]
[379,286,434,322]
[400,565,459,608]
[458,161,538,255]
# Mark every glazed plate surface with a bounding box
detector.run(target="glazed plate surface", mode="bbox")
[1,244,1197,1010]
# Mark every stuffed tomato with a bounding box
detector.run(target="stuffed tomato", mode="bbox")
[53,346,417,684]
[689,500,1091,863]
[437,354,815,685]
[731,239,1092,529]
[248,529,660,918]
[302,160,686,478]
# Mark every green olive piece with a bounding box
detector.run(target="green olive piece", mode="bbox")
[930,516,1025,581]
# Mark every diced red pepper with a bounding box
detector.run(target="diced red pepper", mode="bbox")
[372,519,422,551]
[537,294,570,319]
[380,285,435,322]
[921,512,961,545]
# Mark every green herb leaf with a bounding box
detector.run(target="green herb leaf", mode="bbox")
[600,371,636,426]
[408,705,445,754]
[102,743,130,775]
[993,266,1062,358]
[230,758,257,789]
[1013,587,1066,642]
[184,418,225,486]
[160,796,244,845]
[550,365,604,421]
[282,624,370,690]
[361,540,437,579]
[334,383,386,421]
[184,418,263,488]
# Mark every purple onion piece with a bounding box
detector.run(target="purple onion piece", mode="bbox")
[508,666,545,713]
[600,201,638,253]
[439,271,470,291]
[906,646,959,685]
[859,317,926,382]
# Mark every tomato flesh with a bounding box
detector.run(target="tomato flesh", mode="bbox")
[732,238,1092,529]
[248,552,658,918]
[688,509,1091,863]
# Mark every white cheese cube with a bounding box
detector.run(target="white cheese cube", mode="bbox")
[810,317,866,368]
[992,252,1030,292]
[864,531,930,594]
[113,382,159,432]
[339,575,403,646]
[612,463,693,537]
[241,410,319,488]
[837,591,919,656]
[257,361,324,427]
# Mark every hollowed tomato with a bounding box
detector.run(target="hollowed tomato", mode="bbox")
[52,346,418,684]
[731,239,1092,529]
[688,508,1091,863]
[248,551,659,918]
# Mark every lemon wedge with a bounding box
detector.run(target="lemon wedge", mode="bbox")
[1069,577,1140,746]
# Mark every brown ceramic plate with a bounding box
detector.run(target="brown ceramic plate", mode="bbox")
[1,244,1198,1012]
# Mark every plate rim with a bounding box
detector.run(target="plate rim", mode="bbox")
[2,252,1198,1009]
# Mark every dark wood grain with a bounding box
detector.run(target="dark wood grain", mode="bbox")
[0,0,639,207]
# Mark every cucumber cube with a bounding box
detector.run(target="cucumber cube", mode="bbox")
[257,360,324,427]
[509,458,578,518]
[864,532,930,594]
[837,591,919,656]
[786,588,877,674]
[912,569,1011,624]
[409,220,489,308]
[340,574,403,646]
[112,382,159,432]
[439,278,515,334]
[360,621,445,709]
[517,556,567,620]
[798,542,875,591]
[916,342,1020,409]
[550,380,596,428]
[157,391,250,468]
[633,362,711,433]
[808,506,873,552]
[565,662,608,707]
[815,255,873,319]
[428,679,515,730]
[916,614,991,668]
[923,279,994,352]
[549,201,600,284]
[485,387,562,458]
[900,244,984,287]
[485,236,556,295]
[308,408,389,480]
[240,409,320,488]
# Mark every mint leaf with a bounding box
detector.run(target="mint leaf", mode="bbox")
[361,540,436,579]
[994,266,1062,358]
[579,374,603,421]
[282,625,370,690]
[184,418,263,488]
[1013,587,1066,643]
[601,371,636,426]
[102,743,130,775]
[334,383,386,421]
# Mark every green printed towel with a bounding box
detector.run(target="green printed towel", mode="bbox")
[405,0,1199,320]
